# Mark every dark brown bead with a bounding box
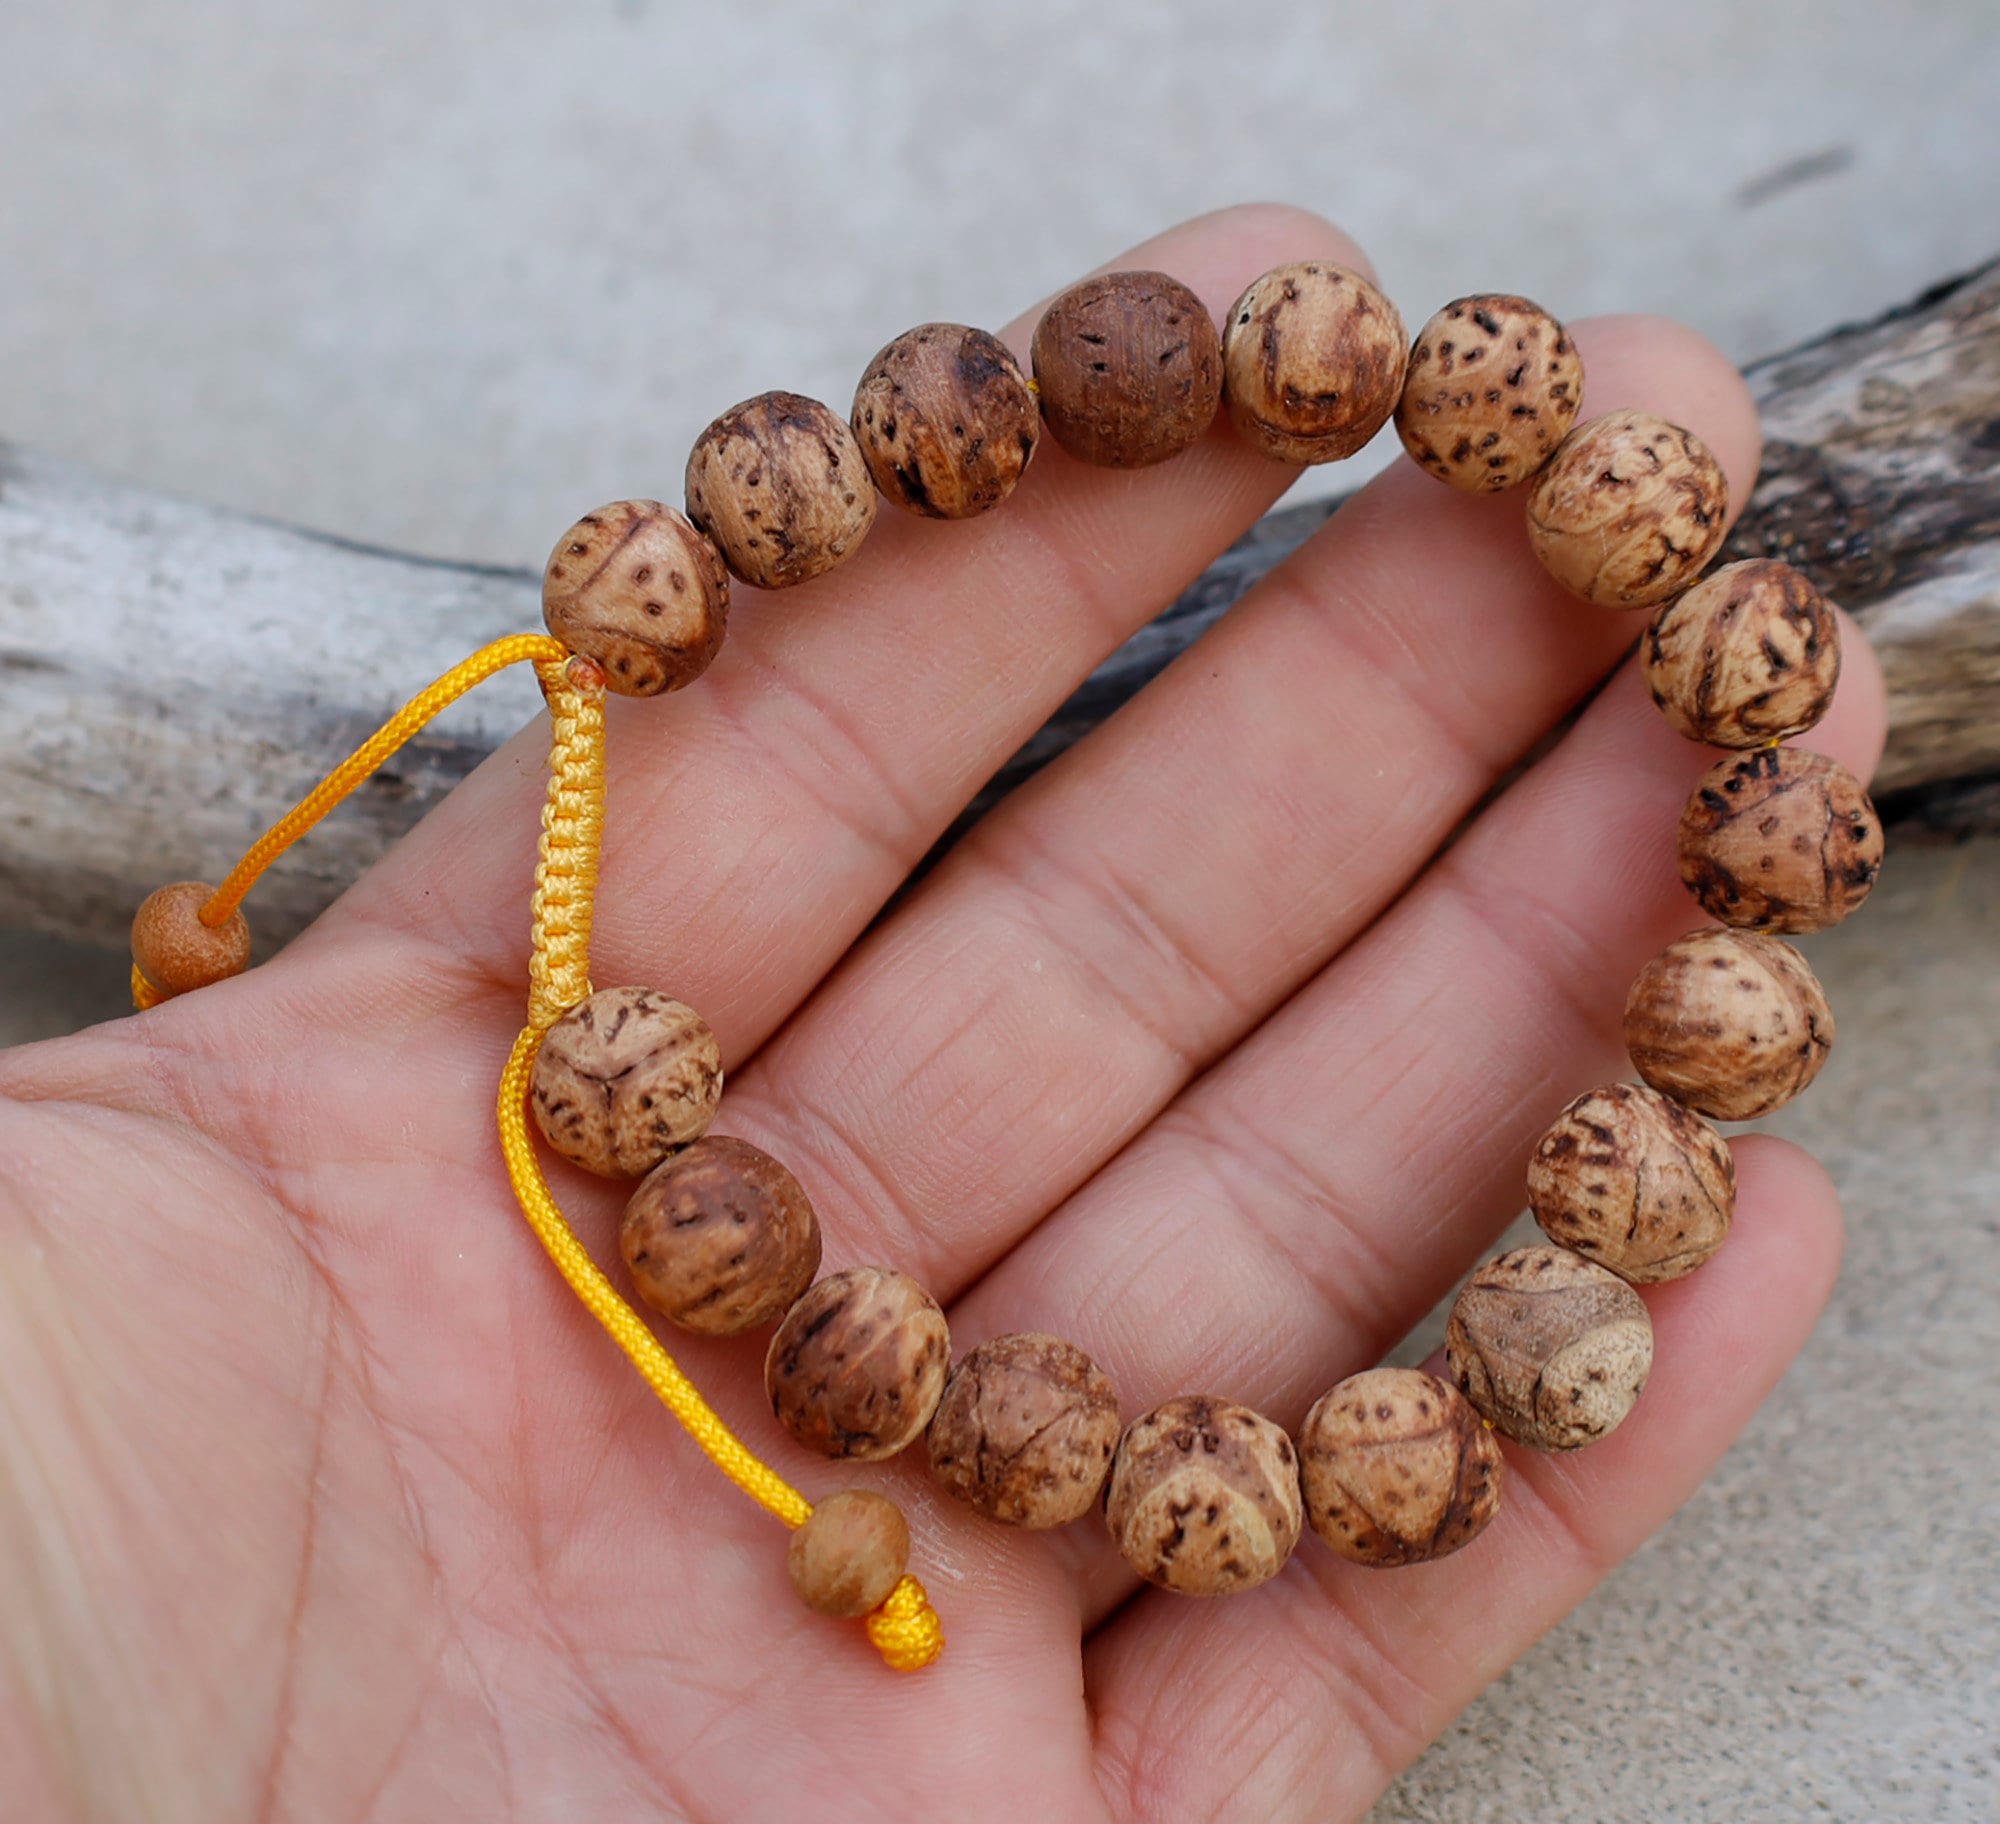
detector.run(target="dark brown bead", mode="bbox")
[1030,271,1221,468]
[130,882,250,1001]
[1223,261,1408,464]
[1677,747,1882,934]
[620,1136,821,1337]
[851,323,1040,519]
[1298,1368,1504,1566]
[787,1489,909,1618]
[765,1267,950,1461]
[541,499,729,697]
[926,1332,1120,1528]
[684,391,877,589]
[1396,293,1582,491]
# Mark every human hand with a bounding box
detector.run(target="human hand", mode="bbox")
[0,204,1885,1823]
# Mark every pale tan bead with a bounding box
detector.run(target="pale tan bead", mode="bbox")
[1526,410,1730,608]
[1395,293,1582,491]
[786,1489,910,1618]
[1446,1247,1653,1450]
[765,1267,950,1461]
[1529,1083,1735,1283]
[1623,929,1835,1121]
[1644,559,1841,747]
[1104,1396,1303,1596]
[1298,1368,1504,1567]
[1677,747,1883,935]
[529,987,723,1179]
[541,499,729,697]
[1222,261,1408,464]
[926,1332,1120,1528]
[684,391,877,589]
[851,323,1040,518]
[130,882,250,1000]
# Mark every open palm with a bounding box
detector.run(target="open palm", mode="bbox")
[0,206,1885,1824]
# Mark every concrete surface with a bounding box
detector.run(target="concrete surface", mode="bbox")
[2,3,1997,1818]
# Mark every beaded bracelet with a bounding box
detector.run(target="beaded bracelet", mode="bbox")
[128,263,1882,1672]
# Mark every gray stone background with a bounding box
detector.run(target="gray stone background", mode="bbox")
[2,2,1996,1817]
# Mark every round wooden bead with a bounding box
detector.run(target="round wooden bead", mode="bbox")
[1221,261,1408,465]
[1528,1083,1735,1283]
[1677,747,1882,935]
[619,1135,821,1337]
[786,1489,910,1618]
[684,391,878,589]
[1395,294,1582,491]
[541,499,729,697]
[1297,1367,1504,1567]
[851,323,1040,519]
[1104,1396,1303,1596]
[1030,271,1222,468]
[1446,1247,1653,1451]
[529,987,723,1179]
[1526,410,1729,608]
[765,1266,950,1461]
[130,882,251,1000]
[1623,929,1835,1121]
[1644,559,1841,747]
[926,1332,1120,1528]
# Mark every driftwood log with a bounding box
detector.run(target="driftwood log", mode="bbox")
[4,259,1998,952]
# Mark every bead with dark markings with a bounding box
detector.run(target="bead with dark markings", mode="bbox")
[1031,271,1222,468]
[1529,1083,1735,1283]
[1677,747,1882,934]
[1222,261,1408,464]
[765,1266,950,1461]
[620,1135,821,1336]
[1104,1396,1302,1596]
[1623,928,1834,1121]
[131,882,251,1001]
[1395,293,1582,491]
[541,499,729,697]
[529,987,723,1179]
[1644,559,1841,747]
[851,324,1040,519]
[1446,1247,1653,1450]
[1297,1368,1504,1566]
[927,1332,1121,1527]
[786,1489,910,1618]
[685,391,877,589]
[1526,409,1729,608]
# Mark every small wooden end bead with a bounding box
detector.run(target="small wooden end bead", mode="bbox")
[926,1332,1120,1528]
[787,1489,910,1618]
[1395,294,1581,491]
[542,500,729,698]
[529,987,723,1179]
[685,391,878,589]
[1623,928,1834,1121]
[620,1135,821,1336]
[1298,1367,1503,1566]
[1677,747,1882,935]
[1030,271,1222,468]
[1222,261,1408,465]
[1446,1247,1653,1450]
[1526,410,1729,608]
[1529,1082,1735,1283]
[1644,559,1841,747]
[851,324,1040,519]
[1104,1395,1302,1596]
[131,882,250,1000]
[765,1267,950,1461]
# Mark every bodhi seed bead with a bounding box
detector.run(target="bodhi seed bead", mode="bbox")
[1446,1247,1653,1450]
[130,882,251,1000]
[1104,1396,1303,1596]
[685,391,878,589]
[1297,1367,1504,1567]
[787,1489,910,1618]
[1528,1082,1735,1283]
[1623,928,1834,1121]
[529,986,723,1179]
[765,1266,951,1461]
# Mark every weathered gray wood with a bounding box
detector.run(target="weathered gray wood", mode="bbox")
[4,257,1998,951]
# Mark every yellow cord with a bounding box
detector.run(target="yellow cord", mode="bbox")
[131,963,164,1011]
